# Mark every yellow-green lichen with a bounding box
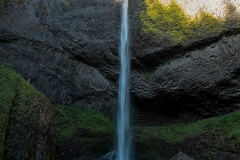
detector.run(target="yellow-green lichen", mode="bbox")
[140,0,226,45]
[63,0,69,5]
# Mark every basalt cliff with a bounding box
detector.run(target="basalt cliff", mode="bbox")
[1,0,240,159]
[1,0,240,118]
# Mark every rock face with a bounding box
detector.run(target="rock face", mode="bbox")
[0,0,240,119]
[132,34,240,118]
[0,0,121,114]
[171,151,194,160]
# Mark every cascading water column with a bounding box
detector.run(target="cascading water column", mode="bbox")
[117,0,131,159]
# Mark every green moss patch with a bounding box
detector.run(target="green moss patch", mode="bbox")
[140,0,226,45]
[135,110,240,158]
[54,105,115,158]
[54,105,114,143]
[0,60,46,159]
[136,110,240,143]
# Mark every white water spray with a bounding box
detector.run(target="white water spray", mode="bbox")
[117,0,131,159]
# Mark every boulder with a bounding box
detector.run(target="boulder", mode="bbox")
[3,95,56,160]
[99,151,118,160]
[171,151,194,160]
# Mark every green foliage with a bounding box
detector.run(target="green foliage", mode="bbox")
[0,60,45,159]
[228,128,240,142]
[135,110,240,143]
[134,110,240,159]
[140,0,226,45]
[54,105,114,143]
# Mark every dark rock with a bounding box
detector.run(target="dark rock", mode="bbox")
[132,34,240,120]
[171,151,194,160]
[0,39,118,114]
[0,0,121,115]
[0,0,240,120]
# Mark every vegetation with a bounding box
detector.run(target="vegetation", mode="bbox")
[140,0,226,45]
[54,105,115,159]
[135,110,240,158]
[136,110,240,143]
[53,103,240,158]
[54,105,114,143]
[0,60,46,159]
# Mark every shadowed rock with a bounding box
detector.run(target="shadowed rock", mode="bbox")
[132,34,240,119]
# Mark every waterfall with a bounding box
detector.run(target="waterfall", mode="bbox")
[117,0,131,159]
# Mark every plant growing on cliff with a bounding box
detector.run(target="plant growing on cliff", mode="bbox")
[54,105,114,142]
[140,0,226,45]
[0,60,51,159]
[0,62,28,159]
[136,109,240,143]
[135,109,240,158]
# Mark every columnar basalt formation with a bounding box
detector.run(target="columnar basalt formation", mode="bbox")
[0,0,240,118]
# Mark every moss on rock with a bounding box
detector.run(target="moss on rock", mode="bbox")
[140,0,226,45]
[135,110,240,159]
[53,104,240,159]
[0,60,56,160]
[54,105,114,157]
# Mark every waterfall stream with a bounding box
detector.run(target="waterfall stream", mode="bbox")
[117,0,131,159]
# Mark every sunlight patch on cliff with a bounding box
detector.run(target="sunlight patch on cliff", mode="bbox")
[159,0,240,19]
[140,0,240,45]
